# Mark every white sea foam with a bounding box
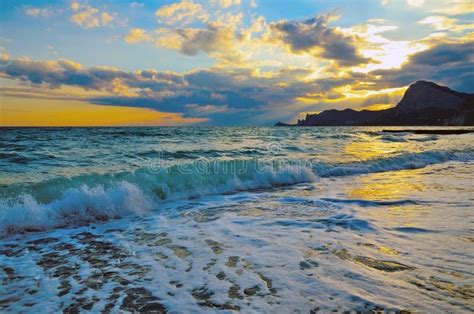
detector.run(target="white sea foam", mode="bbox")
[0,181,153,235]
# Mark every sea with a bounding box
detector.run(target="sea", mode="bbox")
[0,127,473,312]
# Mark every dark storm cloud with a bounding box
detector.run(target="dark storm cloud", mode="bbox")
[268,14,372,66]
[0,58,125,91]
[0,58,184,93]
[410,42,473,65]
[367,42,474,92]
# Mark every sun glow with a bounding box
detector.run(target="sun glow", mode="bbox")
[0,97,207,126]
[344,24,429,73]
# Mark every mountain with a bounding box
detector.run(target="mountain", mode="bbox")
[275,81,474,126]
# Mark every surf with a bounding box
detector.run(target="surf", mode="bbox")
[1,148,473,236]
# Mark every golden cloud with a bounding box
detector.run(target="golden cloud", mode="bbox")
[125,28,153,43]
[155,0,209,25]
[69,2,117,29]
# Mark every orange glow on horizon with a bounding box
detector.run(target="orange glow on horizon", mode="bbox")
[0,97,207,127]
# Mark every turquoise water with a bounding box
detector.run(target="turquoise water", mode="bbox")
[1,127,473,312]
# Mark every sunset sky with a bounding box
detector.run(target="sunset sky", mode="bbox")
[0,0,473,126]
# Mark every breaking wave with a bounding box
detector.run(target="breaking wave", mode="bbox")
[1,149,473,236]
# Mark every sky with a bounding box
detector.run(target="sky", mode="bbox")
[0,0,473,126]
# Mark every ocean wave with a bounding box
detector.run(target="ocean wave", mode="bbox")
[0,181,153,235]
[314,149,474,177]
[0,160,315,236]
[411,135,439,142]
[380,134,408,142]
[0,152,30,164]
[319,198,420,207]
[1,149,472,236]
[380,134,438,143]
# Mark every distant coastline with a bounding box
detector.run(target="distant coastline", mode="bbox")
[276,81,474,127]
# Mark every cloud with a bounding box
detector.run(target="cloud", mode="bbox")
[69,2,116,29]
[267,14,372,66]
[125,28,152,43]
[130,2,144,9]
[406,0,424,7]
[156,24,242,59]
[132,0,253,65]
[70,2,81,11]
[24,7,51,17]
[213,0,242,9]
[401,0,473,15]
[367,41,474,92]
[381,0,472,15]
[431,0,474,15]
[418,16,457,31]
[185,103,233,115]
[155,0,209,25]
[132,4,368,70]
[409,41,473,65]
[0,57,133,92]
[0,86,89,101]
[101,12,114,25]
